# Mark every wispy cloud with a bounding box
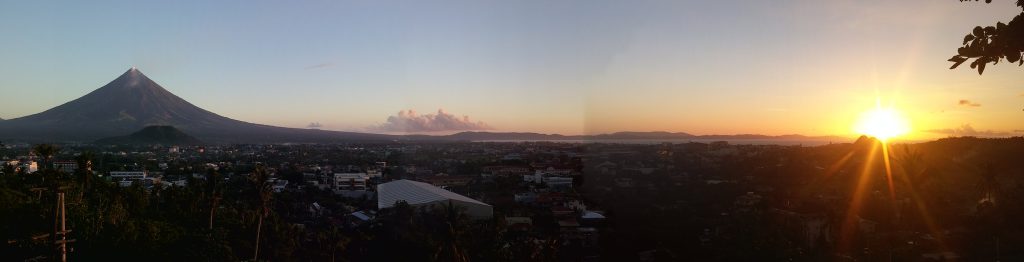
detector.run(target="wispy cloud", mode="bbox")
[371,109,491,133]
[926,124,1017,137]
[957,99,981,107]
[304,63,334,70]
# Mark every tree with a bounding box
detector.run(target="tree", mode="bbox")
[74,152,96,202]
[432,200,470,262]
[948,0,1024,74]
[203,168,223,231]
[250,165,273,261]
[316,226,350,261]
[977,163,999,206]
[32,144,59,171]
[2,163,13,176]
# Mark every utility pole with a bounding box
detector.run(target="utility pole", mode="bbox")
[53,193,73,262]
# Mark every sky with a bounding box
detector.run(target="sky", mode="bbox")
[0,0,1021,139]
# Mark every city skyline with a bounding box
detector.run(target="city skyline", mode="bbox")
[1,1,1021,139]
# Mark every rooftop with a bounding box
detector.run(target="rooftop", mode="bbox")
[377,179,490,209]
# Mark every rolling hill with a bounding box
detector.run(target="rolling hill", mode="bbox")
[96,125,204,145]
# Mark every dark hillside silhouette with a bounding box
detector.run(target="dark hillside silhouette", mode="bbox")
[95,125,203,145]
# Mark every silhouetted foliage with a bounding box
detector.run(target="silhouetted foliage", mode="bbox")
[949,0,1024,74]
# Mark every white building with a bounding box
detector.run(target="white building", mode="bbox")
[524,171,573,190]
[109,171,149,187]
[334,173,371,198]
[377,180,493,219]
[366,169,382,179]
[22,161,38,174]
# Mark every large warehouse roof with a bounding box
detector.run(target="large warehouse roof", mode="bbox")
[377,179,489,209]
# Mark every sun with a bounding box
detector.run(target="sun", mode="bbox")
[854,106,910,141]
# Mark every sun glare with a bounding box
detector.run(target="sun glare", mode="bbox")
[854,106,910,141]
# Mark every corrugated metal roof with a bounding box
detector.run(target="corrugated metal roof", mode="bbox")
[377,179,490,209]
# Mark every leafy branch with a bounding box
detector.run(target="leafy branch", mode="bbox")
[949,0,1024,74]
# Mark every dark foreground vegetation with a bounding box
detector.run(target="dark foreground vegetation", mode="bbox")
[1,136,1022,261]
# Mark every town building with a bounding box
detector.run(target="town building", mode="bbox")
[52,161,78,173]
[333,173,371,198]
[109,171,151,187]
[21,161,38,174]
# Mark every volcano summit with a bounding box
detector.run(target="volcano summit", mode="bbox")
[0,68,390,143]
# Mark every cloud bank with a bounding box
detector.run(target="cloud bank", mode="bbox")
[957,99,981,107]
[926,124,1019,137]
[372,109,491,133]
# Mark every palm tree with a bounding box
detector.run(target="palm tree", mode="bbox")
[251,165,273,261]
[978,163,999,206]
[433,200,470,262]
[32,144,59,171]
[74,152,95,202]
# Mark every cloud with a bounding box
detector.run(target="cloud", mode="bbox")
[307,122,323,129]
[957,99,981,107]
[926,124,1015,137]
[372,109,491,133]
[304,63,334,70]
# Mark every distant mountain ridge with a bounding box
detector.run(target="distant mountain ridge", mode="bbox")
[96,126,203,145]
[0,68,850,144]
[440,131,848,142]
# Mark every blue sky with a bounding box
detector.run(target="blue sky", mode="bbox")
[0,1,1020,137]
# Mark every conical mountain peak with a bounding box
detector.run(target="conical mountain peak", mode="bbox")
[0,68,234,140]
[103,66,160,91]
[0,68,392,143]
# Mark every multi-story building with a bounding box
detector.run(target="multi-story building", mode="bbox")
[333,173,371,198]
[109,171,149,187]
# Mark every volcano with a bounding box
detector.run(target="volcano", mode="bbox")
[0,68,391,143]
